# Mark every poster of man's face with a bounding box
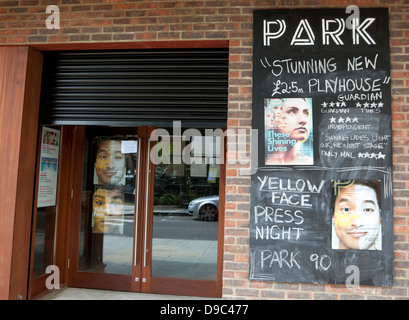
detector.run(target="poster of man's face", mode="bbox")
[332,180,382,250]
[94,139,125,185]
[92,187,124,234]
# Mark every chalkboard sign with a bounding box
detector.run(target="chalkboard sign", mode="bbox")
[250,8,393,286]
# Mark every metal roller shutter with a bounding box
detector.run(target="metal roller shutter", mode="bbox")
[39,48,228,128]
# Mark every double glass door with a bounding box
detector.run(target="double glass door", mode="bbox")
[67,126,222,297]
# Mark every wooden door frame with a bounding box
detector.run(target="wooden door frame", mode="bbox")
[3,40,228,300]
[63,125,225,298]
[33,41,228,299]
[29,40,229,52]
[29,126,79,299]
[31,126,88,296]
[142,129,226,298]
[0,46,43,300]
[28,125,62,299]
[25,40,229,299]
[66,126,134,291]
[131,127,154,291]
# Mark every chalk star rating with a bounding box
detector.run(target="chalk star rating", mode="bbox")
[322,101,346,108]
[322,100,386,110]
[358,152,386,160]
[355,101,384,108]
[329,116,359,123]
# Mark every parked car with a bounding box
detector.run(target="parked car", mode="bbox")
[188,195,219,221]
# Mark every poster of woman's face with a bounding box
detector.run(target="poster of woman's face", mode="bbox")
[94,139,125,185]
[264,98,314,165]
[332,180,382,250]
[276,98,312,142]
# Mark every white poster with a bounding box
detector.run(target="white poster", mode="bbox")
[37,127,60,208]
[121,140,137,154]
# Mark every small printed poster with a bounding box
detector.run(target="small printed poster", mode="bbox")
[207,165,219,183]
[37,127,60,208]
[264,98,314,165]
[121,140,138,154]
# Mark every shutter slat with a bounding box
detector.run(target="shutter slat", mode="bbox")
[39,48,228,128]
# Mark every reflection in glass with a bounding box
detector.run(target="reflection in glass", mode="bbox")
[151,134,219,280]
[78,131,137,275]
[32,207,57,278]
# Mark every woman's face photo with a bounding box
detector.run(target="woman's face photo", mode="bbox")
[95,140,125,185]
[333,184,381,250]
[277,98,311,142]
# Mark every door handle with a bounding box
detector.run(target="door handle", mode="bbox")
[133,137,142,267]
[143,138,151,267]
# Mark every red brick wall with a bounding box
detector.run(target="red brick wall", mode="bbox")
[1,0,408,299]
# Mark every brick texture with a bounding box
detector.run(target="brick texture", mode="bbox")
[1,0,408,300]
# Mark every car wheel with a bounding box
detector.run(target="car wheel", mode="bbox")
[199,204,218,221]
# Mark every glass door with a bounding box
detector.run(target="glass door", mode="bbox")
[147,131,222,297]
[68,126,223,297]
[29,126,62,298]
[68,126,146,291]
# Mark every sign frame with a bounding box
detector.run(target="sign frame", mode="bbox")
[250,8,393,286]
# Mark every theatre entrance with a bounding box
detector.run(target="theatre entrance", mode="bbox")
[29,124,224,298]
[27,47,227,298]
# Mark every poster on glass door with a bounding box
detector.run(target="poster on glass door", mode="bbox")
[92,138,130,234]
[37,127,60,208]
